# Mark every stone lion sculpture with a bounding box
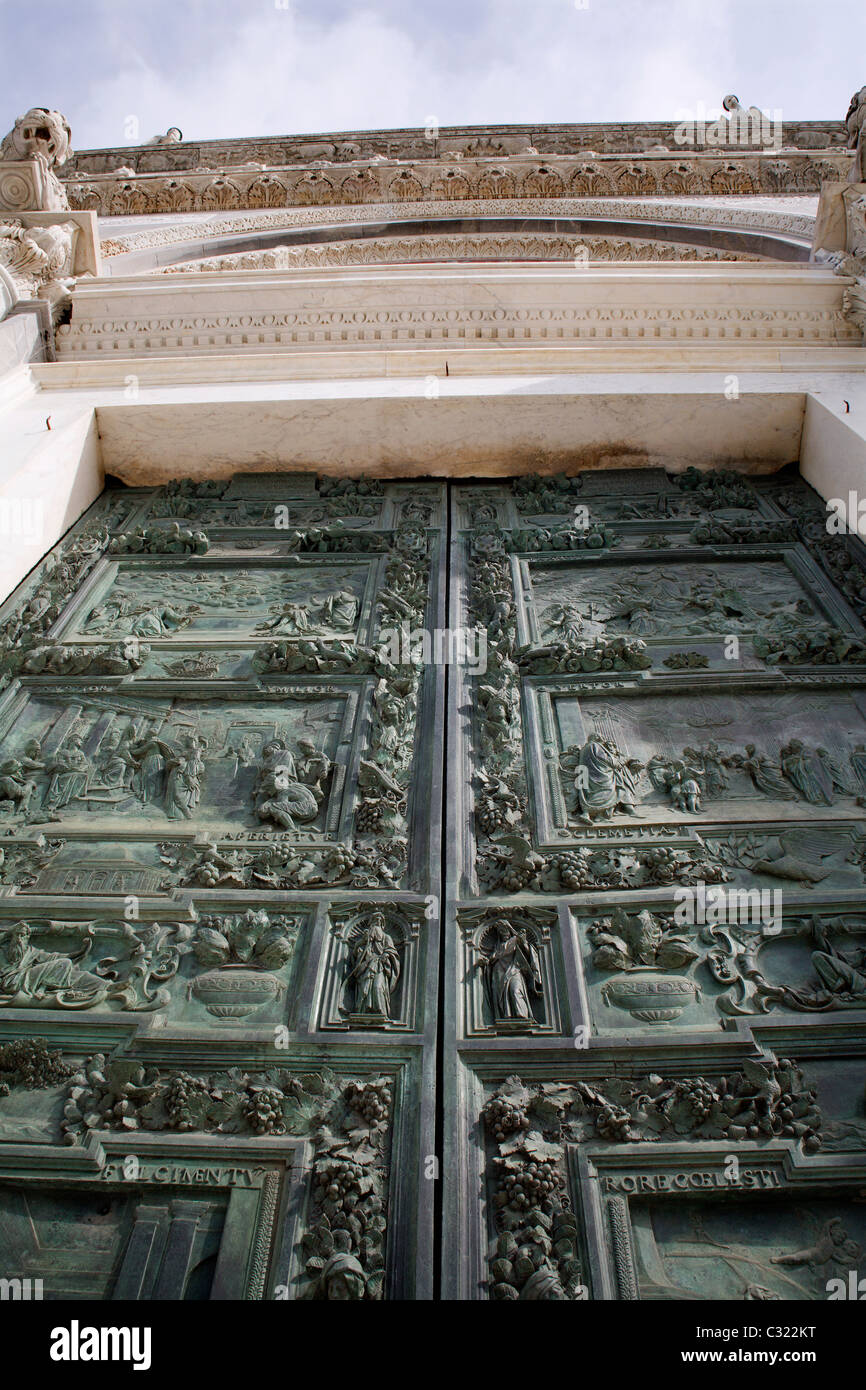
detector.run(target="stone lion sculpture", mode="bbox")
[0,108,72,168]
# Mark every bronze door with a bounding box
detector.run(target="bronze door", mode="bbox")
[1,465,866,1302]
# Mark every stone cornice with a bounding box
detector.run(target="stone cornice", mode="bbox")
[55,262,860,360]
[98,199,819,272]
[62,120,850,177]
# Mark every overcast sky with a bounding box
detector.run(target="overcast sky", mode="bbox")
[1,0,864,151]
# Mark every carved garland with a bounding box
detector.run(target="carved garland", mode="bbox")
[481,1054,823,1299]
[56,1054,393,1299]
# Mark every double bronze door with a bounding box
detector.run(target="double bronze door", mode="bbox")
[1,467,865,1301]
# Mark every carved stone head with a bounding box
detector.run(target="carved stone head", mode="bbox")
[0,109,72,167]
[320,1251,367,1300]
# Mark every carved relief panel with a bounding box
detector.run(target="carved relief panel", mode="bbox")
[4,464,866,1302]
[0,473,445,1301]
[444,466,866,1301]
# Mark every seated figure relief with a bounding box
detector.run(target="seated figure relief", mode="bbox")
[254,737,332,831]
[0,921,107,1008]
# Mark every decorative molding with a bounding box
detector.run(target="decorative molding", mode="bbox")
[98,196,821,261]
[56,263,859,359]
[156,231,760,274]
[481,1053,824,1299]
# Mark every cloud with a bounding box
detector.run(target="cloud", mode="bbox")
[0,0,864,149]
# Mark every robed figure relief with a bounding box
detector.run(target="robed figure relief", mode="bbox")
[0,922,107,1009]
[342,912,401,1020]
[561,737,641,822]
[476,918,543,1025]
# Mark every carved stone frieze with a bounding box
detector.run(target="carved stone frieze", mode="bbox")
[62,146,852,217]
[156,232,761,273]
[95,196,822,262]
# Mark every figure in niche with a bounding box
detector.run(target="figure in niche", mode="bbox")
[342,912,401,1019]
[475,917,542,1023]
[254,740,319,830]
[740,743,798,801]
[563,737,641,822]
[256,601,311,636]
[780,740,835,805]
[45,734,90,811]
[320,588,359,630]
[0,922,107,1009]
